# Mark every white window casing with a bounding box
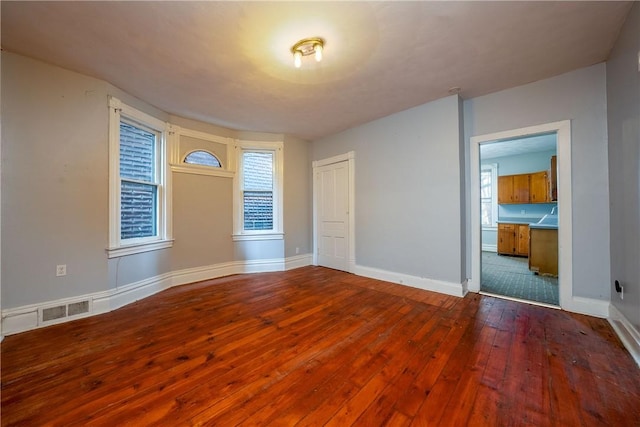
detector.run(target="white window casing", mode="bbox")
[232,140,284,241]
[169,126,235,178]
[481,163,498,229]
[107,96,173,258]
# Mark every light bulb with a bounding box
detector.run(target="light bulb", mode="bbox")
[293,51,302,68]
[314,44,323,62]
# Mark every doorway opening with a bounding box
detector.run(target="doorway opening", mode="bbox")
[479,133,558,306]
[469,121,572,309]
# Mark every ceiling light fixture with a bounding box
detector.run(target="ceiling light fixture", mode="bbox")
[291,37,324,68]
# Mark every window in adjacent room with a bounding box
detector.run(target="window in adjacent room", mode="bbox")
[481,163,498,227]
[108,96,172,257]
[233,141,283,240]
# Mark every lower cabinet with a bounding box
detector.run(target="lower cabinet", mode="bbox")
[497,223,529,256]
[529,228,558,276]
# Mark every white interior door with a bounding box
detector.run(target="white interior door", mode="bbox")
[316,161,349,271]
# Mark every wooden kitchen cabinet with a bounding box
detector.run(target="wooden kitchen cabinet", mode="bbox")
[529,171,549,203]
[498,175,514,204]
[529,228,558,276]
[549,155,557,201]
[513,174,530,203]
[498,223,529,256]
[498,169,552,204]
[498,223,515,255]
[517,224,530,255]
[498,174,530,204]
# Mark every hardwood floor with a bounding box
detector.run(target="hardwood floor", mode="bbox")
[2,266,639,426]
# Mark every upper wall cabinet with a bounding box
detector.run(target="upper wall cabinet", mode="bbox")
[529,171,549,203]
[549,155,558,202]
[498,156,557,204]
[498,174,530,203]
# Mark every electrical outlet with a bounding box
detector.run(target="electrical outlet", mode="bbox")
[615,280,624,300]
[295,247,300,254]
[520,209,526,214]
[56,264,67,277]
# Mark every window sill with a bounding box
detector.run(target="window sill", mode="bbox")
[107,239,174,258]
[171,164,235,178]
[232,233,284,242]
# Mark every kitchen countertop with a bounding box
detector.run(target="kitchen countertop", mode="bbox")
[497,216,558,230]
[497,217,543,225]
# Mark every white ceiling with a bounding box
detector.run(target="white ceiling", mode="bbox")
[480,133,557,160]
[1,1,632,141]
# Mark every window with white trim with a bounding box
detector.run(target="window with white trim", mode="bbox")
[233,141,283,240]
[108,97,172,257]
[481,163,498,228]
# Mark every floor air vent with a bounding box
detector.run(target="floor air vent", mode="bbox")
[68,301,89,316]
[42,305,66,322]
[40,300,91,324]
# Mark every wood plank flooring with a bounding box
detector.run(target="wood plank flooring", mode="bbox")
[2,266,639,426]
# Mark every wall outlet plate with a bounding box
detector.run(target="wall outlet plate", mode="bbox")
[56,264,67,276]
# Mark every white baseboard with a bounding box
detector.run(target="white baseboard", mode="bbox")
[1,254,312,336]
[353,264,467,297]
[481,244,497,252]
[609,304,640,368]
[563,296,610,318]
[285,254,313,271]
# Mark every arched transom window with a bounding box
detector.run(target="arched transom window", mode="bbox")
[183,150,222,168]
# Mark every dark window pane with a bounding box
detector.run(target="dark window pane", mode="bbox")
[184,150,221,167]
[121,181,157,239]
[120,122,155,182]
[243,191,273,231]
[243,152,273,191]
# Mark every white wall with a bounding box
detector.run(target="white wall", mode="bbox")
[606,3,640,332]
[464,64,611,301]
[312,95,465,286]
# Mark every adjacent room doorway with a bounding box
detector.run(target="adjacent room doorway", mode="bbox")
[479,134,559,306]
[470,121,573,309]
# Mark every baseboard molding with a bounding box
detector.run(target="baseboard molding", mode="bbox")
[563,296,610,318]
[609,304,640,368]
[1,254,312,336]
[285,254,313,271]
[353,264,467,297]
[481,244,497,252]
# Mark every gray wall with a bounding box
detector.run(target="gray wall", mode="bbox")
[283,135,312,258]
[606,3,640,331]
[2,53,111,307]
[464,63,611,300]
[1,52,312,309]
[171,173,234,270]
[312,95,465,285]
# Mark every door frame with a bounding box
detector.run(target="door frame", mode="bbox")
[312,151,356,272]
[469,121,572,308]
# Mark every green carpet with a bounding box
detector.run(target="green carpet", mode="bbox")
[481,251,559,305]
